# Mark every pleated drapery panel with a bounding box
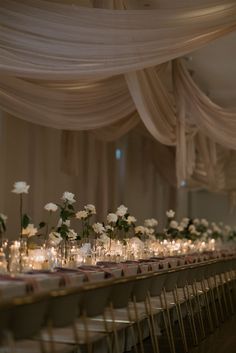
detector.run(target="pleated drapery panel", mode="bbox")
[0,112,175,237]
[0,74,137,130]
[173,59,236,150]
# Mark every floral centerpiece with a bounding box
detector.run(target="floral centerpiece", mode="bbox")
[107,205,136,241]
[76,204,96,239]
[165,210,180,239]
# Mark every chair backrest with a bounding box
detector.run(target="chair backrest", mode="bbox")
[9,293,49,340]
[47,287,81,328]
[110,278,134,309]
[176,267,189,287]
[0,300,12,342]
[131,274,152,302]
[80,280,113,317]
[163,270,180,292]
[149,272,166,297]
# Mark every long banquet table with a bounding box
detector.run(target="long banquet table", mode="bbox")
[0,249,236,353]
[0,250,230,300]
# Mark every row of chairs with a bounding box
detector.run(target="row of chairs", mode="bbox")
[0,257,235,353]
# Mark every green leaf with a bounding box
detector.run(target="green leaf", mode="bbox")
[39,222,46,229]
[60,209,75,221]
[0,218,6,232]
[22,214,30,229]
[68,204,74,211]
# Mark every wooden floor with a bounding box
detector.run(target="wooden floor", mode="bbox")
[190,316,236,353]
[129,315,236,353]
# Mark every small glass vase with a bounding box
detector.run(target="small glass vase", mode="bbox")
[9,240,21,273]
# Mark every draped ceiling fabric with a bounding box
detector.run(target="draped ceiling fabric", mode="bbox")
[0,0,236,205]
[1,0,236,79]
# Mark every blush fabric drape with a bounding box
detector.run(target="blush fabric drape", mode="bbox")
[1,0,236,209]
[1,0,236,79]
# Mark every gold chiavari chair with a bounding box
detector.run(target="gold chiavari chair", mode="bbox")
[41,283,110,353]
[0,292,74,353]
[77,279,114,353]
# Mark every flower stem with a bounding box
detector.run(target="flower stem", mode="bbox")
[20,194,23,239]
[46,212,51,242]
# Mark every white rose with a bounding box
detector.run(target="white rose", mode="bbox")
[12,181,30,194]
[179,221,187,229]
[57,219,71,228]
[92,222,105,234]
[67,228,77,240]
[180,218,189,228]
[62,191,76,204]
[212,225,220,233]
[105,225,114,232]
[169,220,178,229]
[99,233,110,244]
[107,213,118,224]
[144,218,158,227]
[201,218,209,227]
[189,225,196,234]
[76,210,88,220]
[22,224,37,237]
[207,229,212,235]
[193,218,200,225]
[166,210,175,218]
[134,226,146,235]
[44,203,58,212]
[0,213,7,222]
[49,232,62,245]
[127,216,137,224]
[178,226,184,232]
[225,225,231,232]
[84,204,96,214]
[182,217,189,224]
[116,205,128,217]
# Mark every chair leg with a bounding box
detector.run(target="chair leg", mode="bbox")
[146,293,160,353]
[109,303,121,353]
[82,310,93,353]
[193,281,206,338]
[132,296,145,353]
[127,306,139,353]
[174,286,188,352]
[185,283,198,346]
[219,274,230,317]
[207,278,220,327]
[158,296,175,353]
[213,276,224,323]
[144,299,159,353]
[102,309,114,353]
[162,289,176,353]
[225,272,235,314]
[47,319,56,353]
[183,286,196,346]
[201,280,214,333]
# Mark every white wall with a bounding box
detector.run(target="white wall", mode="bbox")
[189,190,236,225]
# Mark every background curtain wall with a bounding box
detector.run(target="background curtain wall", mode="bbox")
[0,111,174,238]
